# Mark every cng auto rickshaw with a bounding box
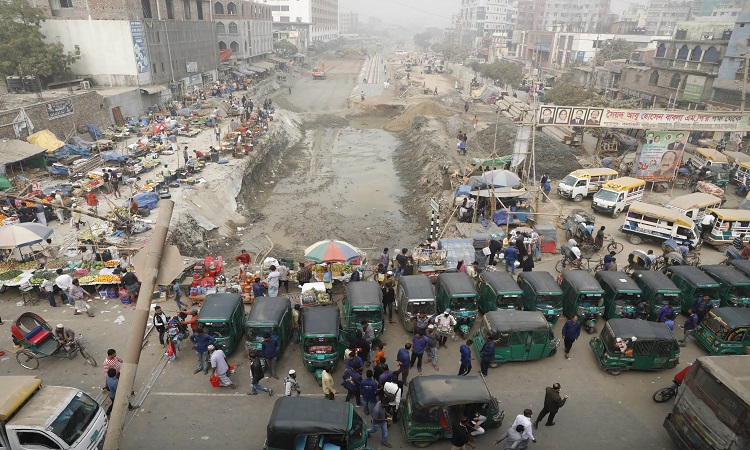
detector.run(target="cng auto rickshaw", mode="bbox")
[245,297,293,358]
[264,397,371,450]
[560,270,605,334]
[471,310,558,367]
[702,209,750,252]
[396,275,436,332]
[632,271,683,321]
[589,318,680,375]
[517,272,564,324]
[435,272,479,337]
[343,281,384,337]
[196,293,245,356]
[301,306,345,381]
[665,265,721,313]
[476,272,523,312]
[400,375,504,447]
[700,265,750,307]
[728,258,750,278]
[694,307,750,355]
[596,271,642,320]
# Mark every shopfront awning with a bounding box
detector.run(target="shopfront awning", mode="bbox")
[239,68,254,75]
[254,61,275,70]
[139,85,167,95]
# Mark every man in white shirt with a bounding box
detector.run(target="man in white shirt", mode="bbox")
[265,265,281,297]
[701,213,715,239]
[434,310,457,348]
[41,275,57,307]
[209,345,235,389]
[382,380,402,416]
[511,409,536,444]
[55,268,73,306]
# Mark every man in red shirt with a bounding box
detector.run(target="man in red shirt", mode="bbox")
[180,309,199,334]
[103,348,123,377]
[85,191,99,214]
[194,149,205,161]
[236,250,251,275]
[742,242,750,260]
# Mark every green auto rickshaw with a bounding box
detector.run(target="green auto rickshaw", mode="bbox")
[435,272,479,337]
[245,297,293,358]
[396,275,436,332]
[589,318,680,375]
[560,270,605,334]
[476,272,523,313]
[343,281,384,337]
[265,397,372,450]
[196,293,245,356]
[699,265,750,307]
[596,271,642,320]
[694,307,750,355]
[728,259,750,278]
[471,310,558,367]
[665,265,721,313]
[631,271,682,321]
[517,272,564,324]
[400,375,504,447]
[301,306,345,381]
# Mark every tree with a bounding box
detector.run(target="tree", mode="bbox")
[594,39,638,66]
[545,74,605,106]
[273,40,298,57]
[413,32,432,51]
[476,61,523,88]
[432,41,471,63]
[0,0,80,83]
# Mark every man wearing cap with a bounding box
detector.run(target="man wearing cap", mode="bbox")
[435,310,457,348]
[284,369,301,396]
[209,344,236,389]
[54,324,76,354]
[426,324,440,370]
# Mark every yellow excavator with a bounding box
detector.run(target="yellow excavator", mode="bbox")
[312,63,326,79]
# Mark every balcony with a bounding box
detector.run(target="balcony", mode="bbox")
[651,58,719,75]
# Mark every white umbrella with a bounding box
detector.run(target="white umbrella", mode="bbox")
[480,170,521,188]
[0,223,54,249]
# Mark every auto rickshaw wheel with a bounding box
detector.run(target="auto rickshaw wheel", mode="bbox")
[489,361,500,368]
[606,368,622,376]
[548,348,557,357]
[412,441,432,448]
[16,350,39,370]
[573,194,583,202]
[565,230,572,240]
[628,235,643,245]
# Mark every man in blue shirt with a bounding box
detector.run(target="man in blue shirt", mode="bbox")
[410,332,429,373]
[343,364,362,407]
[378,364,395,386]
[361,369,379,415]
[173,279,186,311]
[458,339,473,375]
[657,304,674,323]
[504,245,518,275]
[367,399,393,447]
[396,343,411,382]
[346,351,364,371]
[480,338,496,376]
[561,316,582,360]
[261,333,279,379]
[251,277,265,299]
[680,309,699,347]
[189,328,216,374]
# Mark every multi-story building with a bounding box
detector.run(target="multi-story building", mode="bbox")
[710,1,750,108]
[213,0,273,65]
[514,0,611,33]
[458,0,517,59]
[339,11,358,35]
[708,0,744,18]
[643,1,697,36]
[265,0,338,43]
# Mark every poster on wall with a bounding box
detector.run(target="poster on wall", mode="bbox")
[681,75,706,104]
[634,130,687,181]
[46,99,73,120]
[130,21,151,84]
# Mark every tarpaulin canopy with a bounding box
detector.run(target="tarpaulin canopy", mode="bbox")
[69,136,95,149]
[53,144,91,159]
[27,130,65,153]
[255,61,275,70]
[0,140,46,166]
[133,192,159,210]
[219,49,233,62]
[86,124,103,141]
[101,152,127,163]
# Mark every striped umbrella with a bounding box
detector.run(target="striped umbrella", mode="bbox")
[304,240,361,263]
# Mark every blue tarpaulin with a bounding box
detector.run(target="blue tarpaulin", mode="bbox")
[101,151,128,163]
[133,192,159,210]
[86,124,103,141]
[53,144,91,159]
[492,209,511,226]
[455,184,472,197]
[69,136,95,149]
[49,164,69,175]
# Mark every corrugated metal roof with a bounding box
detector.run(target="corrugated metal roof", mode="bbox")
[0,139,46,166]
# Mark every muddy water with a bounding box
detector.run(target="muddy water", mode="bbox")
[240,125,421,260]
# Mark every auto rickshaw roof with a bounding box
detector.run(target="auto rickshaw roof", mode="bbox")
[197,293,243,322]
[438,272,478,297]
[345,280,383,306]
[628,202,694,228]
[706,208,750,221]
[728,259,750,276]
[710,307,750,329]
[667,193,722,210]
[409,375,491,409]
[562,270,604,293]
[700,265,750,286]
[632,271,681,292]
[301,306,340,335]
[399,275,435,300]
[245,297,289,325]
[595,271,642,292]
[481,272,522,294]
[517,272,563,294]
[607,318,676,341]
[667,266,720,287]
[485,310,549,332]
[266,397,351,448]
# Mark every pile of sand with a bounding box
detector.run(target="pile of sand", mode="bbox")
[384,101,451,132]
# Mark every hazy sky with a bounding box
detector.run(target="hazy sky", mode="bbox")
[342,0,457,30]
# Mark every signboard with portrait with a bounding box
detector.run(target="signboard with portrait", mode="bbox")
[46,99,73,120]
[130,21,150,84]
[536,106,750,132]
[634,130,687,181]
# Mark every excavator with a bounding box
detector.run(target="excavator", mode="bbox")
[312,63,326,80]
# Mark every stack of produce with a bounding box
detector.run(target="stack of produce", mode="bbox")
[93,274,120,284]
[44,259,68,270]
[0,270,24,281]
[78,275,97,284]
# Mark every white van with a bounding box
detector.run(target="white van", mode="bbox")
[557,168,619,202]
[591,177,646,218]
[664,192,723,224]
[621,202,701,247]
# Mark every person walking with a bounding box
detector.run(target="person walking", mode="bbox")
[277,263,290,294]
[395,248,408,279]
[33,202,47,226]
[382,284,395,323]
[435,310,457,348]
[265,265,281,297]
[284,369,301,396]
[450,417,472,450]
[297,262,312,286]
[458,339,473,376]
[534,383,569,428]
[261,333,279,379]
[679,309,699,347]
[366,399,393,448]
[480,338,496,376]
[410,332,429,373]
[322,365,339,400]
[208,344,236,389]
[247,354,272,396]
[173,279,187,312]
[190,328,215,374]
[504,245,518,275]
[153,306,169,348]
[292,304,301,344]
[361,369,379,415]
[343,363,362,406]
[396,343,412,382]
[379,248,390,272]
[511,409,536,445]
[561,315,582,360]
[41,274,56,307]
[425,325,440,371]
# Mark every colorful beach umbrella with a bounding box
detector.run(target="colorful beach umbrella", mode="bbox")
[304,240,361,263]
[0,223,54,249]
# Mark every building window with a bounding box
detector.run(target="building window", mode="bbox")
[166,0,174,18]
[216,21,225,33]
[227,1,236,14]
[703,46,719,63]
[230,41,239,52]
[669,73,681,88]
[142,0,152,18]
[722,29,732,40]
[219,41,227,50]
[649,70,659,85]
[183,0,190,18]
[60,0,73,7]
[153,63,157,73]
[214,2,223,14]
[196,0,203,19]
[676,45,689,60]
[675,29,687,39]
[655,43,667,58]
[228,22,237,33]
[690,45,702,61]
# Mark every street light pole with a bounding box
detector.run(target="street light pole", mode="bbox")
[742,53,749,111]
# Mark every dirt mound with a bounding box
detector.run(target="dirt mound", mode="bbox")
[384,101,451,132]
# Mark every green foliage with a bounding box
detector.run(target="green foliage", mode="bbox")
[595,39,638,66]
[432,42,471,63]
[474,61,523,88]
[0,0,80,81]
[273,40,298,57]
[413,32,432,50]
[546,74,605,106]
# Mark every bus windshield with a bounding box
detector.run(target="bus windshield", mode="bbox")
[203,323,230,339]
[594,189,620,202]
[50,392,99,446]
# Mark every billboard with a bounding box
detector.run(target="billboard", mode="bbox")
[46,99,73,120]
[681,75,706,104]
[536,106,750,132]
[130,21,150,84]
[634,130,687,181]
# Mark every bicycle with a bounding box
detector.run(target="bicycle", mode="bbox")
[653,383,679,403]
[603,236,624,254]
[556,255,600,273]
